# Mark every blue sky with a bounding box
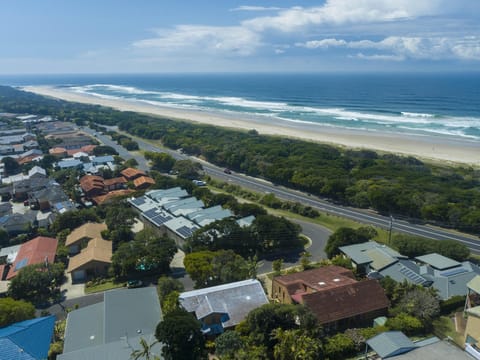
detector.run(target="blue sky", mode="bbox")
[1,0,479,74]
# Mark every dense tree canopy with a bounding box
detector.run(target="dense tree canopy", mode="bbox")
[325,226,377,258]
[111,229,176,278]
[155,309,206,360]
[8,263,65,305]
[1,86,479,236]
[183,250,251,288]
[0,297,35,327]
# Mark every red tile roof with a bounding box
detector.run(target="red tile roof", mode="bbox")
[274,266,357,294]
[133,176,155,189]
[6,236,58,280]
[103,177,127,187]
[120,167,146,180]
[297,279,390,324]
[92,189,134,205]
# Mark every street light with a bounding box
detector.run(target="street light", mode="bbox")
[388,216,394,244]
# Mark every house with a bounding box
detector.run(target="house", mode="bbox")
[65,222,107,255]
[0,212,37,235]
[379,253,480,300]
[57,158,83,170]
[339,241,407,274]
[67,237,112,282]
[91,189,134,205]
[366,332,472,359]
[103,177,127,191]
[0,316,56,360]
[79,175,104,198]
[133,175,155,190]
[179,279,269,335]
[272,266,389,331]
[49,147,68,158]
[463,276,480,358]
[121,167,146,181]
[29,183,70,211]
[59,287,162,360]
[5,236,58,280]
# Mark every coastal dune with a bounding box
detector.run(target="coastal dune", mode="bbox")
[22,85,480,166]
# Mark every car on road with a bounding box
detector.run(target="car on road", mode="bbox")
[127,279,144,288]
[192,180,206,186]
[223,168,232,174]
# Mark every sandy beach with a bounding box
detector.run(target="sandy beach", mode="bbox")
[22,85,480,166]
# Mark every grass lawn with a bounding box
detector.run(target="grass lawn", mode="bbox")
[84,280,126,294]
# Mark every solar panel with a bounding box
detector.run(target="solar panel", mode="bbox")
[399,266,426,284]
[441,267,468,277]
[177,226,194,238]
[131,197,146,206]
[144,208,159,218]
[14,258,28,271]
[151,214,172,226]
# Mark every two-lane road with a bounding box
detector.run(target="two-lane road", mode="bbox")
[88,127,480,254]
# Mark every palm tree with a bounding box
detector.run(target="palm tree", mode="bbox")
[130,337,160,360]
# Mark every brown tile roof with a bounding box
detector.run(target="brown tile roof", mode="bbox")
[92,189,134,205]
[79,175,104,193]
[121,167,146,180]
[80,144,97,154]
[274,266,357,294]
[18,155,42,165]
[65,222,107,247]
[6,236,58,280]
[133,176,155,189]
[49,147,67,155]
[103,177,127,187]
[67,238,112,272]
[298,280,390,325]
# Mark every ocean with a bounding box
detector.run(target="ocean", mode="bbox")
[2,73,480,141]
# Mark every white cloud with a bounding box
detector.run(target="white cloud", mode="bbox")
[230,6,283,12]
[354,53,405,61]
[296,38,347,49]
[297,36,480,61]
[133,25,261,56]
[243,0,443,32]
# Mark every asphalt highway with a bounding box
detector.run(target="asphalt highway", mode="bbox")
[87,126,480,254]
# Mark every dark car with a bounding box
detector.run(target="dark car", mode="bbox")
[223,168,232,174]
[127,280,144,288]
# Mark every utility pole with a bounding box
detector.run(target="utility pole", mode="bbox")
[388,215,394,245]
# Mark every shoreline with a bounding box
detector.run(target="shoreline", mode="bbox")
[22,85,480,166]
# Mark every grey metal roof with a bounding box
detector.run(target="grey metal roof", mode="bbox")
[146,187,188,202]
[104,287,162,343]
[467,275,480,294]
[415,253,461,270]
[237,215,255,227]
[163,197,204,213]
[379,260,429,286]
[0,244,21,262]
[367,331,416,358]
[179,279,268,328]
[339,241,405,267]
[58,334,162,360]
[63,302,105,353]
[187,205,233,226]
[57,159,83,169]
[164,216,200,239]
[61,287,162,358]
[388,338,472,359]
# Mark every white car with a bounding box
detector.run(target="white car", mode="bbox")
[192,180,206,186]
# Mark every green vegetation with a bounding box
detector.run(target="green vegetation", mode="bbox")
[0,297,35,327]
[1,86,478,236]
[84,279,126,294]
[8,262,65,305]
[155,309,206,360]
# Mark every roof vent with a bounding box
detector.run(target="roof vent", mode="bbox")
[318,281,326,286]
[89,335,95,340]
[333,278,340,282]
[246,295,251,300]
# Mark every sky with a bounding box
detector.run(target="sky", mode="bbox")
[1,0,479,74]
